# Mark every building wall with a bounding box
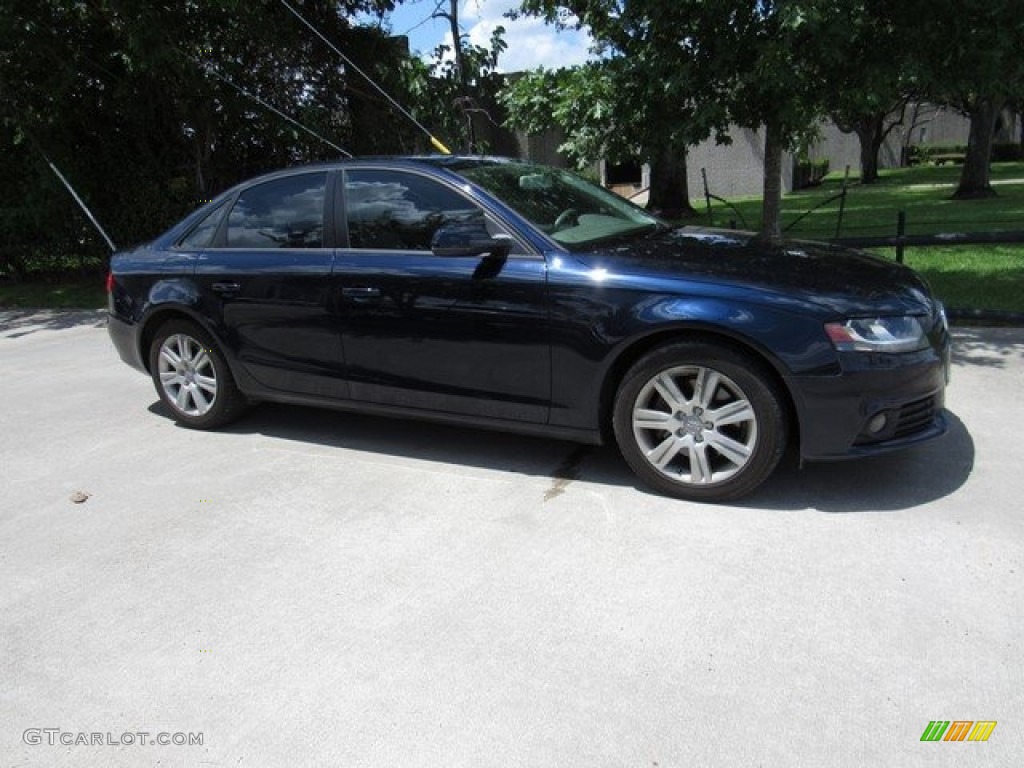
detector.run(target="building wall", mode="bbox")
[899,104,971,147]
[685,126,794,200]
[805,123,860,174]
[512,127,571,168]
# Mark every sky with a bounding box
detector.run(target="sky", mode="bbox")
[380,0,594,73]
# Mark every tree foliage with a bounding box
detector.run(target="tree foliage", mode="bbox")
[501,62,697,216]
[402,24,508,155]
[514,0,1024,228]
[0,0,459,276]
[898,0,1024,198]
[825,2,911,184]
[515,0,879,238]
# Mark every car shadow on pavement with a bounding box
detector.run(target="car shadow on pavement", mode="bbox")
[740,411,974,512]
[203,401,634,491]
[153,400,973,514]
[0,308,105,339]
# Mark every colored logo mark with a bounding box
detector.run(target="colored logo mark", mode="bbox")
[921,720,997,742]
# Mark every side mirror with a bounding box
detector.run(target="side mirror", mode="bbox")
[431,223,511,259]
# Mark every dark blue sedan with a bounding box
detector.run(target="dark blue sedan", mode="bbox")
[107,156,950,501]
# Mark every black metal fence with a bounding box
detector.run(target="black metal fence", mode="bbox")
[833,223,1024,263]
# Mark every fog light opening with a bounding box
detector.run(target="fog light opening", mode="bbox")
[867,413,889,434]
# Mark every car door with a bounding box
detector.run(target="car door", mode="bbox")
[333,167,550,423]
[192,171,347,398]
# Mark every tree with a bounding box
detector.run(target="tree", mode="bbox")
[0,0,426,273]
[833,103,908,184]
[826,2,911,184]
[501,62,697,217]
[901,0,1024,198]
[517,0,877,239]
[402,25,508,156]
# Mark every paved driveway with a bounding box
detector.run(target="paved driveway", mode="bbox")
[2,310,1022,767]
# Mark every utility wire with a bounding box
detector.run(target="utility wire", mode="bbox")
[276,0,453,155]
[42,153,117,252]
[17,119,118,251]
[186,53,352,157]
[401,1,447,37]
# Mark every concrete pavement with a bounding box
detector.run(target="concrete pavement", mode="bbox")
[1,310,1022,766]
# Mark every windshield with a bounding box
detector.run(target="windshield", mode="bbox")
[456,161,661,249]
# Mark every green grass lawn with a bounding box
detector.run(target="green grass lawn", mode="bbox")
[702,161,1024,315]
[895,245,1024,317]
[704,161,1024,238]
[0,275,107,310]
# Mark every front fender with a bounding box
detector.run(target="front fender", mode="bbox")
[546,277,839,433]
[626,294,838,377]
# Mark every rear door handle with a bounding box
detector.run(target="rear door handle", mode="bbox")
[211,281,241,294]
[342,286,382,299]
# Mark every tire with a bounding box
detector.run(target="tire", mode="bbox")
[612,341,788,502]
[148,320,246,429]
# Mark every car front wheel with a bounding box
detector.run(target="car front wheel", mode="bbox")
[613,342,788,502]
[149,320,246,429]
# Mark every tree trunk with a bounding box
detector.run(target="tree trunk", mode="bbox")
[445,0,477,153]
[954,97,1001,199]
[854,114,884,184]
[760,122,784,241]
[647,147,697,219]
[1019,106,1024,156]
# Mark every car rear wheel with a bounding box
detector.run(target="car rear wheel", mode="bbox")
[613,342,788,502]
[149,320,246,429]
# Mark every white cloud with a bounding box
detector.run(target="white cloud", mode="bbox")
[439,0,594,73]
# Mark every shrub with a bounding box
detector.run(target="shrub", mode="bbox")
[992,143,1023,162]
[793,158,830,190]
[907,142,1021,165]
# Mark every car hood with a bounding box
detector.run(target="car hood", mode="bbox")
[579,226,936,317]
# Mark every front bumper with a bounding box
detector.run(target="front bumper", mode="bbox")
[791,343,950,460]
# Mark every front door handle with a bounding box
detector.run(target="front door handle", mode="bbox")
[342,286,382,299]
[211,281,241,294]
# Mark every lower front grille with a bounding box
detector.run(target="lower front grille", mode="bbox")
[854,395,938,445]
[893,396,937,439]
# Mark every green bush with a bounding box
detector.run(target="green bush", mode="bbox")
[906,142,1021,165]
[992,143,1024,162]
[906,144,968,165]
[793,158,830,189]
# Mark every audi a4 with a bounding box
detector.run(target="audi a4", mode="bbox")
[107,156,951,501]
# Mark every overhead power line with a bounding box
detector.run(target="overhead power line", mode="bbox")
[276,0,453,155]
[185,52,352,157]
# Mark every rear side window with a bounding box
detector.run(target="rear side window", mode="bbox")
[178,200,229,249]
[344,170,484,251]
[226,173,327,248]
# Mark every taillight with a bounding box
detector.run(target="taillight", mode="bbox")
[105,271,114,293]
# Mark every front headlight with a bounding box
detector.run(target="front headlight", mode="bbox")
[936,301,948,333]
[824,316,929,353]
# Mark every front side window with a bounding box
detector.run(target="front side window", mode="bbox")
[344,170,484,251]
[226,173,327,249]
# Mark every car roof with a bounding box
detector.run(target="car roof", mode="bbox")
[246,154,521,177]
[201,156,526,202]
